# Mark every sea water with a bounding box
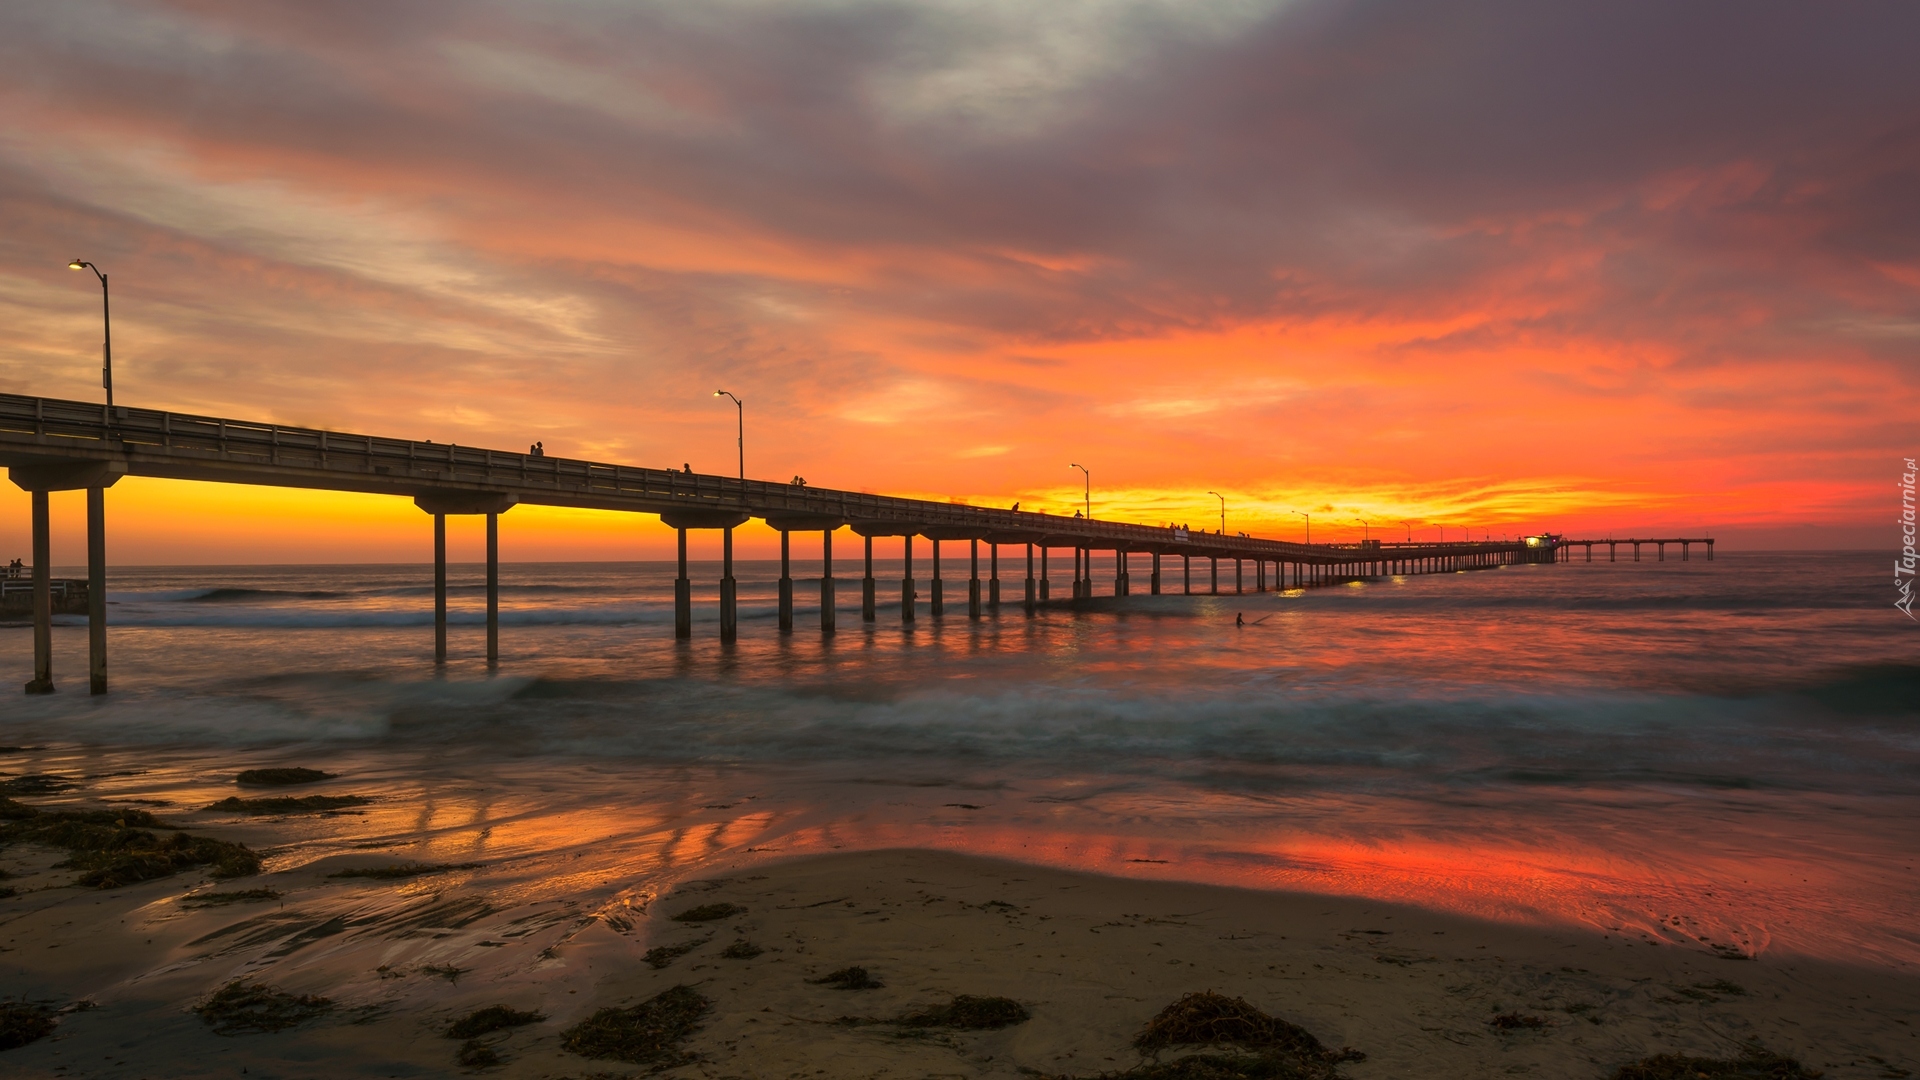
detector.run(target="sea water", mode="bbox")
[3,551,1915,968]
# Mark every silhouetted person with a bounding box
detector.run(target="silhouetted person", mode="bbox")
[683,462,692,474]
[1236,612,1244,627]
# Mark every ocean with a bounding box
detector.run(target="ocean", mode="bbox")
[3,550,1916,969]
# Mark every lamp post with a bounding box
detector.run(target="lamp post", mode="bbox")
[713,390,743,479]
[1207,491,1225,534]
[68,260,112,410]
[1069,463,1090,519]
[1355,518,1369,543]
[1400,520,1413,542]
[1292,510,1309,545]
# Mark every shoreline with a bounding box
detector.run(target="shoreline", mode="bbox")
[5,832,1916,1078]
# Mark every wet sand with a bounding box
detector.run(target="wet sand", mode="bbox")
[4,826,1917,1079]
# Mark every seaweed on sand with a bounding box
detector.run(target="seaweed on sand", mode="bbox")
[1027,992,1367,1080]
[561,984,709,1065]
[207,795,371,815]
[0,797,259,887]
[0,775,76,796]
[809,966,883,990]
[1489,1012,1550,1030]
[1611,1044,1823,1079]
[894,995,1028,1029]
[720,939,764,959]
[235,768,335,786]
[670,902,743,922]
[643,938,708,969]
[195,980,333,1035]
[0,1002,57,1050]
[457,1038,502,1067]
[327,862,481,880]
[447,1005,546,1039]
[182,887,282,907]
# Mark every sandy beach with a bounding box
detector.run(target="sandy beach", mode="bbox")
[5,797,1916,1080]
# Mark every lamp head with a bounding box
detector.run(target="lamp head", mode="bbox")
[68,260,85,270]
[714,390,723,397]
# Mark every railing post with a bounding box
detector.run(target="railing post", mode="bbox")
[87,485,107,694]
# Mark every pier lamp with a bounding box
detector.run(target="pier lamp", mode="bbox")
[1355,518,1369,543]
[713,390,743,479]
[1207,491,1226,535]
[68,259,113,410]
[1401,520,1413,542]
[1069,463,1090,519]
[1292,510,1309,544]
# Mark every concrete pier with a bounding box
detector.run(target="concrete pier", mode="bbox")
[820,530,835,632]
[720,526,738,643]
[86,485,106,694]
[434,513,448,661]
[778,530,793,633]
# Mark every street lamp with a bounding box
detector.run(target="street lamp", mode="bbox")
[68,259,112,410]
[713,390,743,479]
[1355,517,1369,543]
[1292,510,1309,545]
[1206,491,1225,534]
[1400,520,1413,542]
[1069,463,1090,518]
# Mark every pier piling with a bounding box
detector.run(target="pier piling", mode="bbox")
[485,512,499,667]
[901,535,915,623]
[969,540,982,619]
[931,539,944,616]
[675,529,692,638]
[820,530,835,633]
[87,485,106,694]
[720,526,738,643]
[434,514,448,660]
[27,490,52,694]
[989,543,1000,610]
[1024,543,1035,614]
[778,530,793,632]
[862,535,876,621]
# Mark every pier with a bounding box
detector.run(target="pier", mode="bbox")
[4,394,1695,694]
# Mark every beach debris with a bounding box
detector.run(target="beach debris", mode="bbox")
[1675,979,1749,1002]
[894,995,1027,1029]
[670,902,743,922]
[327,862,481,880]
[1610,1043,1824,1079]
[446,1005,545,1039]
[1488,1012,1550,1030]
[195,980,333,1035]
[810,966,884,990]
[561,984,710,1066]
[0,1001,57,1051]
[206,795,372,815]
[182,887,282,908]
[456,1038,501,1068]
[643,937,709,969]
[420,964,470,983]
[235,768,336,786]
[1108,993,1364,1080]
[720,939,764,959]
[0,775,77,795]
[0,796,259,887]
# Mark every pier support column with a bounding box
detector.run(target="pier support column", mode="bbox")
[1040,548,1050,601]
[1235,558,1243,595]
[1633,542,1641,562]
[435,514,449,660]
[1682,541,1690,561]
[26,491,53,694]
[931,540,944,616]
[1070,547,1081,600]
[1151,551,1162,594]
[969,540,982,619]
[1210,556,1218,595]
[87,485,107,695]
[485,512,499,667]
[1610,542,1616,562]
[778,531,794,633]
[1116,546,1128,596]
[1183,554,1190,595]
[720,527,738,643]
[1024,543,1036,614]
[901,536,916,623]
[862,536,876,621]
[820,530,836,633]
[1658,542,1666,562]
[1256,559,1264,592]
[675,529,692,639]
[1707,540,1714,561]
[989,544,1001,611]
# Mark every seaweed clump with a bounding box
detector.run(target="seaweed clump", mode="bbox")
[1611,1044,1824,1080]
[327,862,481,880]
[0,1001,57,1050]
[561,984,709,1066]
[207,795,371,815]
[643,938,708,969]
[195,980,333,1035]
[721,939,764,959]
[895,995,1028,1029]
[0,796,259,888]
[810,966,884,990]
[236,768,335,786]
[1105,992,1365,1080]
[447,1005,545,1039]
[1489,1012,1550,1030]
[182,888,282,908]
[457,1039,501,1067]
[670,902,743,922]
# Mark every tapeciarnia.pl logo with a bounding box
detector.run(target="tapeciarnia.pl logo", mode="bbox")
[1900,457,1917,620]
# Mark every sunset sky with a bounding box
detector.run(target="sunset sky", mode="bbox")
[2,0,1915,562]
